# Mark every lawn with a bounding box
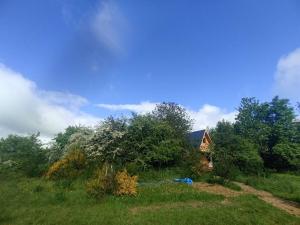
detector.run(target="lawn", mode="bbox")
[1,172,299,225]
[236,173,300,203]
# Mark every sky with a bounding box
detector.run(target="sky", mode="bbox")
[0,0,300,141]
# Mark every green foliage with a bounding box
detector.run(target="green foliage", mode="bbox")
[0,134,47,177]
[32,184,44,193]
[153,102,192,138]
[124,114,184,169]
[213,148,239,180]
[271,143,300,171]
[235,97,270,147]
[86,165,116,199]
[212,121,263,176]
[53,126,83,151]
[137,167,182,182]
[235,96,298,170]
[181,147,206,179]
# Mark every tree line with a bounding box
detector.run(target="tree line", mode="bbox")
[0,97,299,179]
[212,96,300,180]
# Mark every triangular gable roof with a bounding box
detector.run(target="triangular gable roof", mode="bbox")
[188,129,206,148]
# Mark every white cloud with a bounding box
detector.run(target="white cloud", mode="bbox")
[91,0,127,54]
[187,104,237,130]
[96,102,236,130]
[0,64,101,142]
[274,48,300,101]
[96,102,158,114]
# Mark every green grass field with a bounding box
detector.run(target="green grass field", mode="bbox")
[236,173,300,203]
[1,172,300,225]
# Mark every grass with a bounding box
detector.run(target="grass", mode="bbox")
[0,171,299,225]
[236,173,300,203]
[137,167,183,183]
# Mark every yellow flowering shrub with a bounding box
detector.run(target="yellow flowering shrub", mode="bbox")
[46,149,86,179]
[115,169,138,196]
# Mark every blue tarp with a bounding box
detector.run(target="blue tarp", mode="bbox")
[174,178,193,185]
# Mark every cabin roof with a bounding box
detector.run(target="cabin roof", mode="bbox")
[188,129,206,148]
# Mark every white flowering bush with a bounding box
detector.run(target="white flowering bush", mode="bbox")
[85,117,128,166]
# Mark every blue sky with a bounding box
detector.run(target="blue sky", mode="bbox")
[0,0,300,140]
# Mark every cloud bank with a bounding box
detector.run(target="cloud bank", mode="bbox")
[0,64,101,141]
[274,48,300,101]
[96,102,236,130]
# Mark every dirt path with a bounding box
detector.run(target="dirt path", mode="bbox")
[235,182,300,217]
[193,182,300,217]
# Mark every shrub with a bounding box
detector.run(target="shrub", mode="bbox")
[181,148,208,179]
[271,143,300,171]
[46,149,86,179]
[86,166,115,199]
[213,149,239,180]
[115,169,138,196]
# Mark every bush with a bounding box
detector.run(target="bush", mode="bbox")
[182,148,208,179]
[115,169,138,196]
[213,149,239,180]
[271,143,300,171]
[46,149,86,180]
[85,166,115,199]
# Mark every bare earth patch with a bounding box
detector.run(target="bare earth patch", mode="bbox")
[192,182,300,217]
[193,182,242,197]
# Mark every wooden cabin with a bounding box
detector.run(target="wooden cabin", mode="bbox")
[188,129,213,170]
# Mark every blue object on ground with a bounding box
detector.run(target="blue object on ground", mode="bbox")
[174,178,193,185]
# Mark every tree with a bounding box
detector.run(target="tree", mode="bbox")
[0,134,47,176]
[235,97,270,148]
[86,117,128,170]
[266,96,296,149]
[153,102,192,138]
[212,121,263,175]
[235,96,297,169]
[124,114,183,169]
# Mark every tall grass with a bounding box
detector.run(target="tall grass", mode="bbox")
[236,173,300,203]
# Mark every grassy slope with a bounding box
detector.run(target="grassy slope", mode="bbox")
[236,173,300,203]
[1,173,299,225]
